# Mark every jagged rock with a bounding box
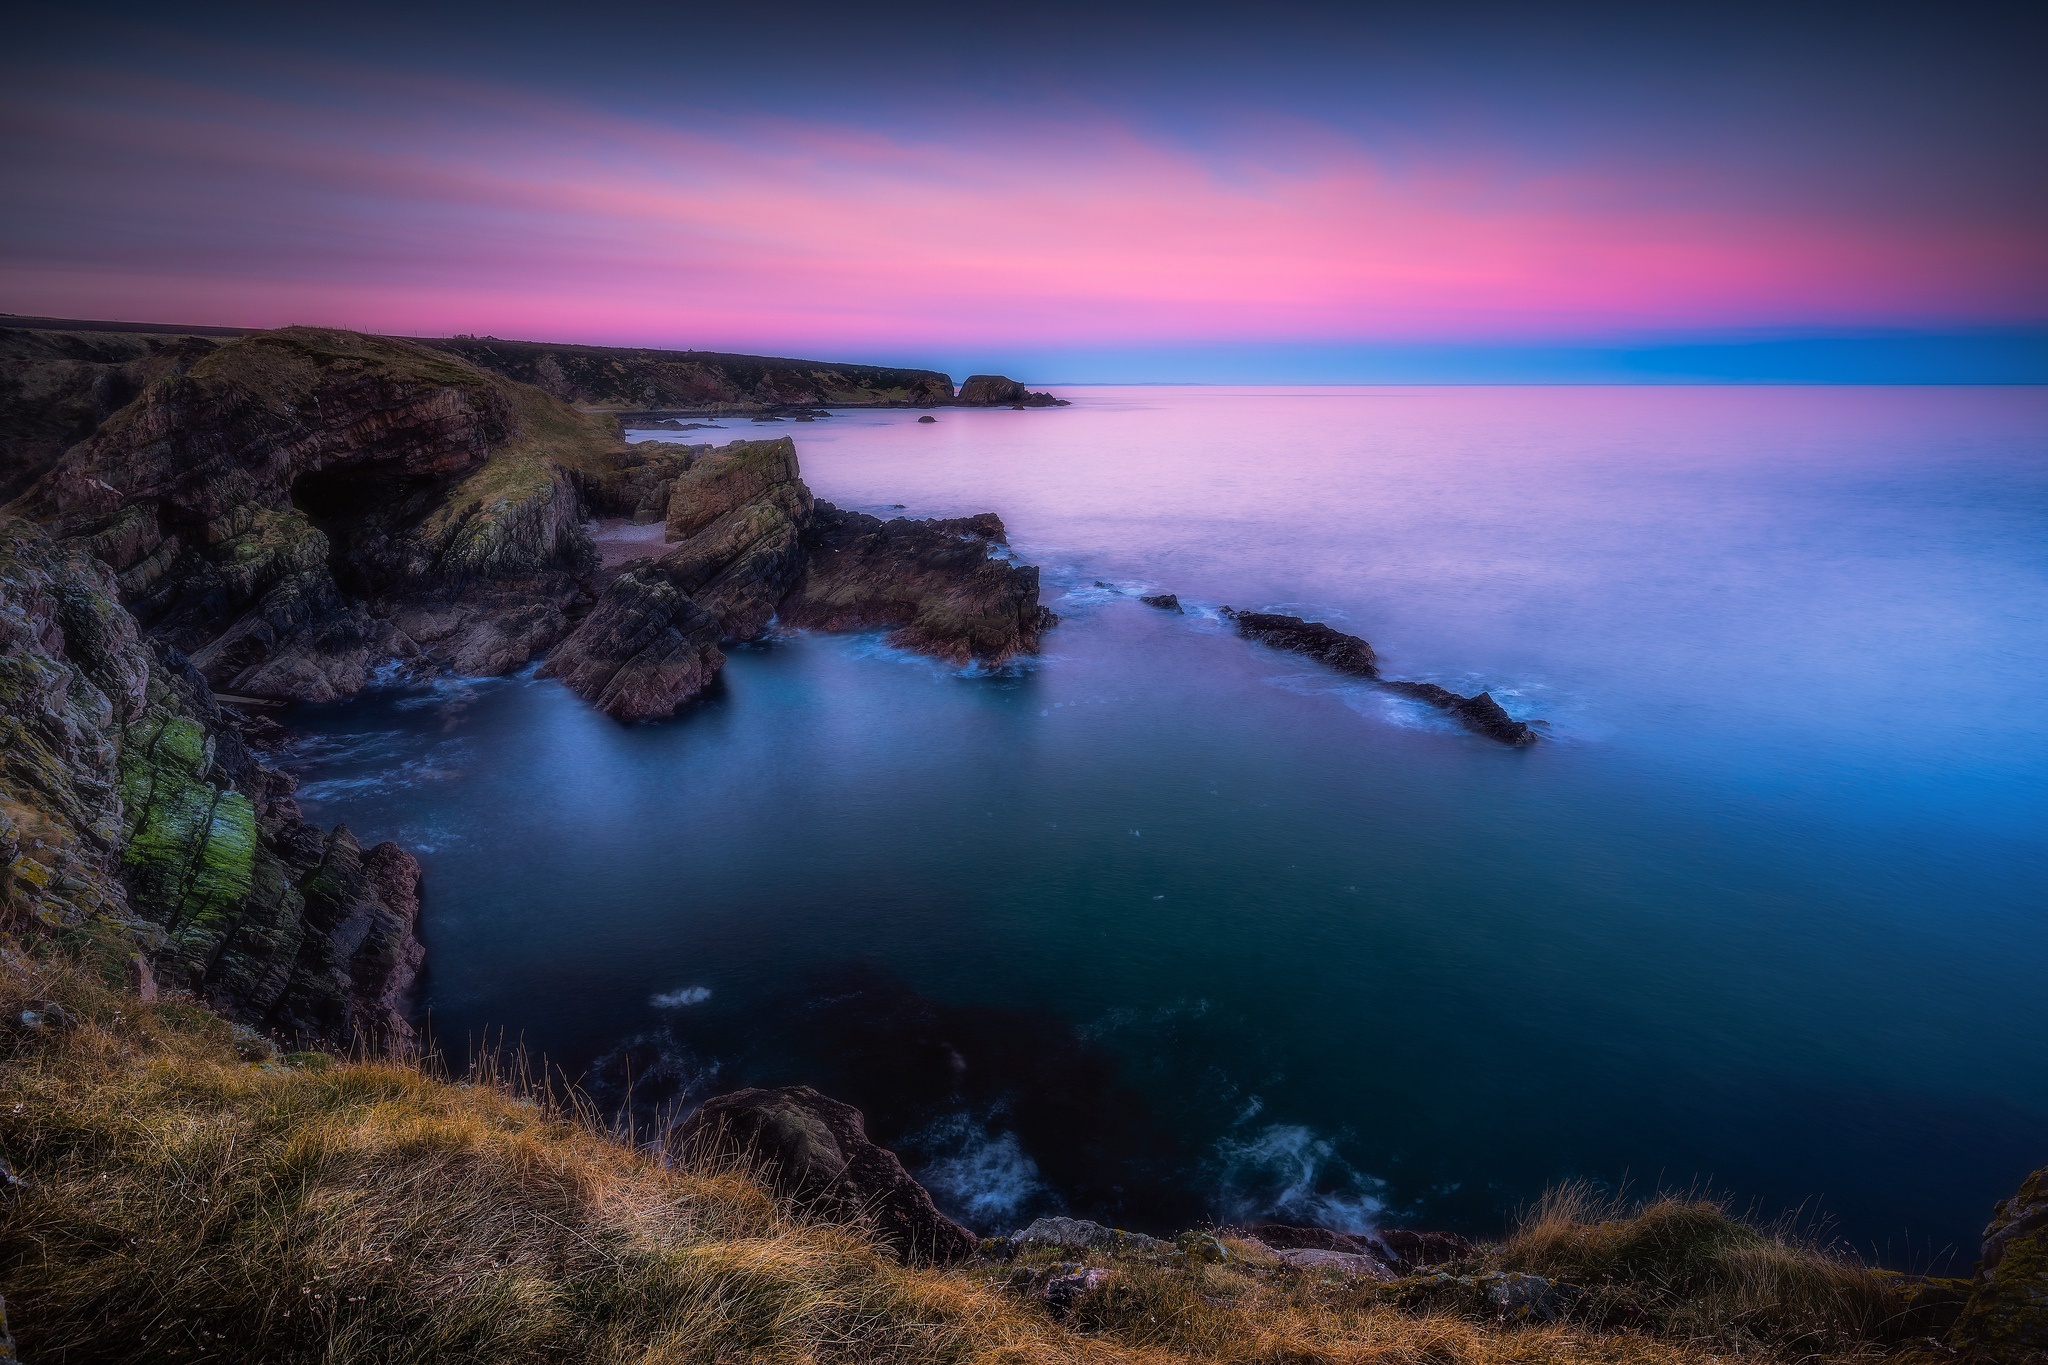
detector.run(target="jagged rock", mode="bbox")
[1222,608,1379,676]
[1221,607,1536,745]
[955,375,1067,408]
[539,566,725,721]
[1380,680,1535,746]
[780,503,1055,665]
[1953,1164,2048,1361]
[1010,1216,1170,1255]
[657,439,814,639]
[1139,592,1182,612]
[0,519,423,1052]
[670,1085,977,1264]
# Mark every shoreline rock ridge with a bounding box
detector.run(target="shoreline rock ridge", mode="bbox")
[1220,607,1536,745]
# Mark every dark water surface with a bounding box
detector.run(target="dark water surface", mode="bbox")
[287,386,2048,1263]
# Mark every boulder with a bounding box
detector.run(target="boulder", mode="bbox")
[918,415,937,424]
[670,1085,977,1264]
[1953,1164,2048,1361]
[1139,593,1182,613]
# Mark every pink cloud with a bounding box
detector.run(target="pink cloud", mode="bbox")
[2,65,2042,350]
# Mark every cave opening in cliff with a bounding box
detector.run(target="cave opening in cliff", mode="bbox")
[290,458,447,596]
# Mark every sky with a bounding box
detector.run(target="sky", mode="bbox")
[4,1,2045,382]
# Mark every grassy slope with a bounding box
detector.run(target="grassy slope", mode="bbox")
[0,943,1951,1365]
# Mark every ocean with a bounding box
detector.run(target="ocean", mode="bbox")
[285,384,2048,1264]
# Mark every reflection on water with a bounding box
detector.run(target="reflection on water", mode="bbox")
[286,386,2048,1262]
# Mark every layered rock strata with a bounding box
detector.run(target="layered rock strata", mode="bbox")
[0,519,420,1051]
[1221,608,1536,746]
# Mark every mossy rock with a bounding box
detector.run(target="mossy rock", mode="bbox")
[1953,1166,2048,1361]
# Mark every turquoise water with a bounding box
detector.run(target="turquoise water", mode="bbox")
[287,386,2048,1263]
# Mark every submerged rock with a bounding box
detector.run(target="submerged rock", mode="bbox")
[670,1085,977,1264]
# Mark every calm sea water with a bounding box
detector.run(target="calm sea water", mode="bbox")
[287,386,2048,1264]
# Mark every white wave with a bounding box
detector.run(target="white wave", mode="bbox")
[1213,1122,1386,1233]
[651,986,712,1008]
[913,1114,1050,1228]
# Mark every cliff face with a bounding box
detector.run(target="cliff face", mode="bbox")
[422,335,957,411]
[11,329,620,702]
[0,325,227,504]
[0,519,420,1050]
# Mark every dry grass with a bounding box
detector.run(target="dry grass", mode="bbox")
[1503,1183,1961,1356]
[0,943,1929,1364]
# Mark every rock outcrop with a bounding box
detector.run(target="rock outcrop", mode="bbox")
[0,518,421,1050]
[1954,1164,2048,1361]
[955,375,1067,408]
[1221,608,1536,746]
[7,328,622,702]
[780,503,1056,666]
[671,1085,978,1264]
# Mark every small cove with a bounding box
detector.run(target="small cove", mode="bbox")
[285,385,2048,1264]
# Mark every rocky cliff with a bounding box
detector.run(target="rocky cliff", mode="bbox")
[422,335,957,411]
[0,323,230,504]
[0,519,421,1051]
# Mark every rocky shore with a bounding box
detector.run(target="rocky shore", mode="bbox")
[0,323,1054,1047]
[632,1082,2046,1359]
[5,316,2035,1363]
